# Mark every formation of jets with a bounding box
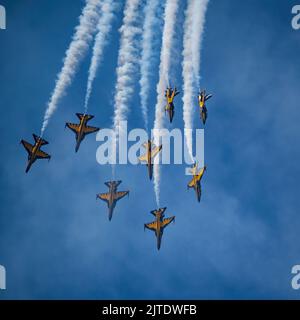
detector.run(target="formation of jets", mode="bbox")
[20,87,213,250]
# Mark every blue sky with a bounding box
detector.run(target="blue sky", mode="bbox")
[0,0,300,299]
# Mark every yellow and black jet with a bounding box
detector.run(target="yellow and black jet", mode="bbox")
[96,181,129,221]
[187,163,206,202]
[165,87,179,123]
[20,134,51,173]
[144,207,175,250]
[65,113,100,152]
[138,140,162,180]
[198,90,212,125]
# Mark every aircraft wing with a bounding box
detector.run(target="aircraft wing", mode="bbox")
[205,94,213,101]
[36,149,51,160]
[196,167,205,180]
[138,153,148,162]
[144,221,158,232]
[97,193,109,203]
[188,177,196,188]
[151,145,162,159]
[162,216,175,229]
[83,126,100,135]
[21,140,34,155]
[114,191,129,201]
[66,123,80,134]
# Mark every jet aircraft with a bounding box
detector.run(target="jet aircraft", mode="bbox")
[20,134,51,173]
[65,113,100,152]
[187,163,206,202]
[138,140,162,180]
[96,180,129,221]
[198,90,212,125]
[165,87,179,123]
[144,207,175,250]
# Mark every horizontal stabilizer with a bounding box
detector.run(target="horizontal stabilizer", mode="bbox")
[33,134,49,145]
[104,180,122,188]
[76,113,94,121]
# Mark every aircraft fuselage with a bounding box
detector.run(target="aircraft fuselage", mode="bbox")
[107,185,118,220]
[26,139,43,172]
[156,222,163,250]
[194,181,201,202]
[153,216,163,250]
[75,117,89,150]
[147,141,153,180]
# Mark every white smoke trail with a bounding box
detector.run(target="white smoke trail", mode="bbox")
[112,0,142,158]
[191,0,209,88]
[84,0,116,113]
[182,0,209,161]
[139,0,160,131]
[40,0,103,136]
[153,0,179,207]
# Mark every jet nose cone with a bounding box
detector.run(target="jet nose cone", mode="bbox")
[157,238,161,250]
[108,208,113,221]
